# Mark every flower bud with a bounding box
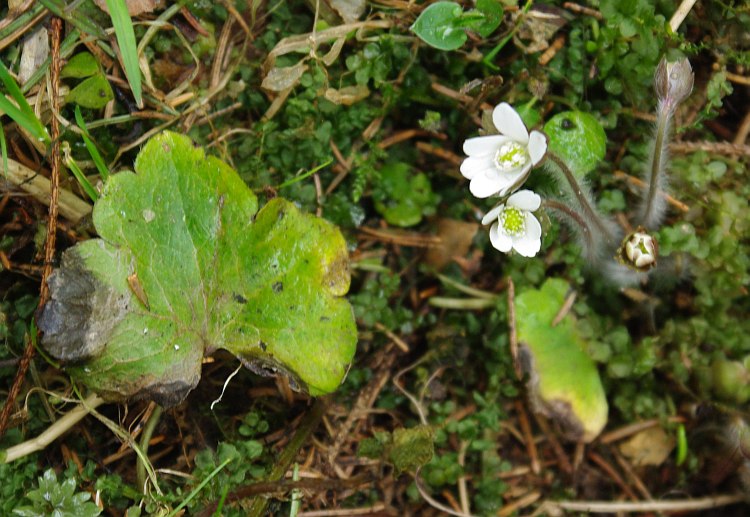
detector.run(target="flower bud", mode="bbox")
[618,227,658,271]
[654,56,694,107]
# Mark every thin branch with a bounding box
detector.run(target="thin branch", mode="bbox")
[0,17,63,440]
[2,394,105,463]
[546,493,746,513]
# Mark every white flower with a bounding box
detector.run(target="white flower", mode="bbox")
[481,190,542,257]
[461,103,547,199]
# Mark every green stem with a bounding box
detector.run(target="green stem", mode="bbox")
[247,398,329,517]
[136,405,164,493]
[642,105,670,226]
[547,152,614,244]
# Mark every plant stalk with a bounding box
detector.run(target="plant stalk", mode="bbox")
[547,152,615,244]
[641,103,671,227]
[246,397,329,517]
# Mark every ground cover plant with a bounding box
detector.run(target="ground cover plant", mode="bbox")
[1,0,749,515]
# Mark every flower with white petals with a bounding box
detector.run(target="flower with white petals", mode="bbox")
[481,190,542,257]
[461,103,547,199]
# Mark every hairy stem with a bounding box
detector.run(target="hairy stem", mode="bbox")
[642,103,671,227]
[547,152,615,244]
[542,199,595,252]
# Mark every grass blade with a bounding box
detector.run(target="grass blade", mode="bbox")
[38,0,107,40]
[64,154,100,203]
[105,0,143,108]
[74,106,110,181]
[0,60,50,144]
[167,457,233,517]
[0,124,7,175]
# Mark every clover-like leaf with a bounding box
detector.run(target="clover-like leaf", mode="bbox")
[38,131,357,407]
[544,111,606,178]
[515,278,607,443]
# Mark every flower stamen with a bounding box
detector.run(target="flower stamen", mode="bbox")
[500,207,525,236]
[494,142,529,172]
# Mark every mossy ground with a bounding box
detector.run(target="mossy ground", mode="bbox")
[1,1,750,515]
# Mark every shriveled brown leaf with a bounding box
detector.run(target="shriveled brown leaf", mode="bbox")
[93,0,164,16]
[619,427,675,467]
[18,27,49,85]
[330,0,366,23]
[262,62,308,92]
[324,85,370,106]
[425,218,479,270]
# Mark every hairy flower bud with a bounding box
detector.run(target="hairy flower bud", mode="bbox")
[654,56,694,108]
[618,228,658,271]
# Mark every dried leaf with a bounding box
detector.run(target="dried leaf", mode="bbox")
[329,0,366,23]
[18,27,49,85]
[93,0,163,16]
[620,427,675,467]
[261,62,308,92]
[425,219,479,270]
[324,85,370,106]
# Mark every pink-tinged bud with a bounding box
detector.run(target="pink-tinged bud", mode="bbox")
[618,227,658,271]
[654,56,694,107]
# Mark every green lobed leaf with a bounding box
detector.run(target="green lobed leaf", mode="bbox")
[410,2,467,51]
[65,74,114,109]
[515,278,608,443]
[38,131,357,406]
[544,111,607,178]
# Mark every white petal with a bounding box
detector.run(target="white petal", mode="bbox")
[469,171,511,199]
[512,233,541,257]
[489,223,513,252]
[460,156,494,180]
[507,190,541,211]
[492,103,529,144]
[481,203,505,225]
[528,131,548,165]
[524,212,542,241]
[463,135,509,157]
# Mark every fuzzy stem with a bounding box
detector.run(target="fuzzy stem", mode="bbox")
[546,152,615,244]
[642,102,672,227]
[542,199,595,252]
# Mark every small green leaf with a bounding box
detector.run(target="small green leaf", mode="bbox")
[65,74,114,109]
[411,2,468,51]
[61,52,100,79]
[372,162,439,227]
[544,111,607,177]
[473,0,504,38]
[516,278,608,443]
[38,132,357,406]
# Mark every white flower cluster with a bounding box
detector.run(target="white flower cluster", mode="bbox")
[461,103,547,257]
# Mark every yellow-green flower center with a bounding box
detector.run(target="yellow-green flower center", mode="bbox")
[494,142,528,171]
[500,207,525,236]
